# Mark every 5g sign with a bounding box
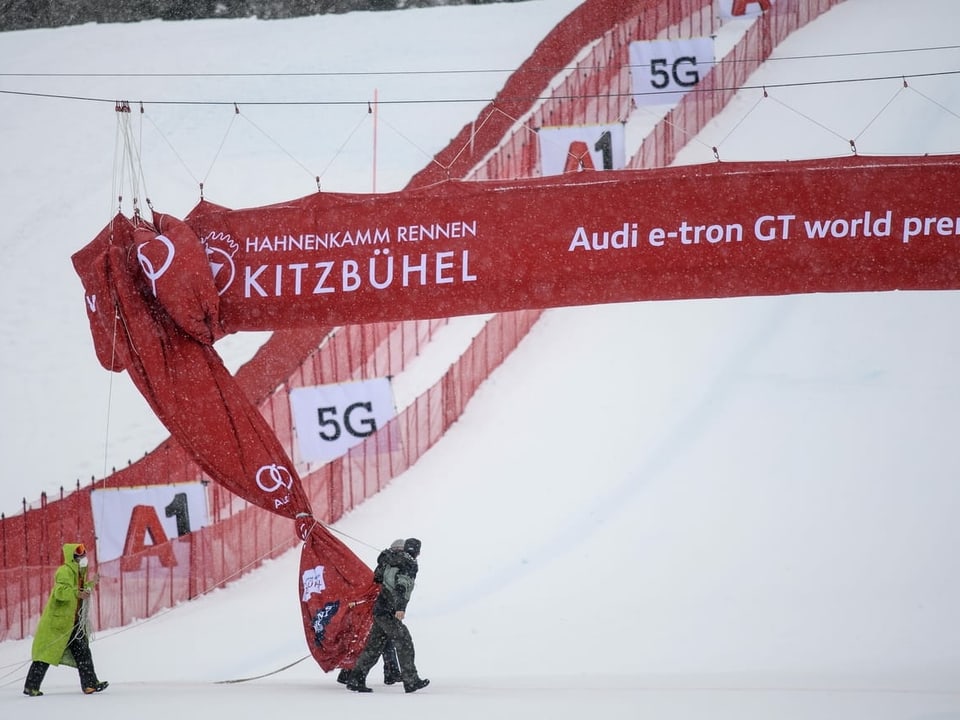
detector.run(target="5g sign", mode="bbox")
[649,56,700,90]
[629,37,716,107]
[316,402,377,441]
[289,377,397,463]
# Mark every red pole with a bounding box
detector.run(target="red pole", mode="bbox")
[120,558,126,626]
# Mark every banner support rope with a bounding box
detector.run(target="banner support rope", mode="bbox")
[214,654,311,684]
[235,103,320,188]
[200,103,241,188]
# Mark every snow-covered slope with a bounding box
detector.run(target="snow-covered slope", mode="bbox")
[1,2,959,719]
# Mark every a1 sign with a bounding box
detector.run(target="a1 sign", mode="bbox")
[629,37,716,107]
[538,123,626,177]
[90,483,209,570]
[289,377,397,464]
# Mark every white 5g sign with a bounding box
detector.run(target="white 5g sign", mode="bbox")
[629,37,716,107]
[289,378,397,464]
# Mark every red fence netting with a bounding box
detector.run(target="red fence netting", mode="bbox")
[0,0,842,643]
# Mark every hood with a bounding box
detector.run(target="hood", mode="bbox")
[62,542,84,565]
[403,538,421,558]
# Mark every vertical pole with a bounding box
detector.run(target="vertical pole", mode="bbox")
[120,555,126,626]
[220,514,226,589]
[372,88,378,193]
[1,513,6,639]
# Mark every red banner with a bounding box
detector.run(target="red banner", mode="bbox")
[72,212,376,673]
[298,519,378,672]
[72,212,310,519]
[183,155,960,334]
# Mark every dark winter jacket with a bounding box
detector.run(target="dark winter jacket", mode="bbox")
[372,547,418,617]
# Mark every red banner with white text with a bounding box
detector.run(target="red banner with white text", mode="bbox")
[71,211,376,672]
[71,212,311,519]
[183,155,960,334]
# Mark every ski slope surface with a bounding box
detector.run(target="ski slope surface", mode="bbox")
[1,1,960,718]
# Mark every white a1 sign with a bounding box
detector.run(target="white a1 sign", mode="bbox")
[629,37,716,107]
[91,483,209,564]
[538,123,626,177]
[289,377,397,464]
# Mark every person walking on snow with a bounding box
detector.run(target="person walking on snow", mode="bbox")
[337,538,404,686]
[23,543,108,697]
[345,537,429,693]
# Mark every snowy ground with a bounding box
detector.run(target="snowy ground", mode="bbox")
[2,1,960,718]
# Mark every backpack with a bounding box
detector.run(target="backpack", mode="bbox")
[373,553,399,592]
[374,554,413,602]
[381,565,400,595]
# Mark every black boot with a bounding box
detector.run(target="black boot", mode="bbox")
[404,677,430,693]
[83,680,109,694]
[346,675,373,693]
[383,666,402,685]
[336,669,351,685]
[24,661,48,697]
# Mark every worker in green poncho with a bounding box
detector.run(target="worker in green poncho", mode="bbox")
[23,542,109,697]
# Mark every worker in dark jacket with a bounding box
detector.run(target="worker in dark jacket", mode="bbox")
[345,537,429,694]
[377,539,404,685]
[337,539,404,685]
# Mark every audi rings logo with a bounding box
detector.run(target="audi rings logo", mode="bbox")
[137,234,176,296]
[256,463,294,494]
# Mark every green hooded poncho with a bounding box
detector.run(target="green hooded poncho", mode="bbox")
[30,542,94,666]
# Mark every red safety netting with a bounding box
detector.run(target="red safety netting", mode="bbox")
[0,0,868,644]
[0,310,539,640]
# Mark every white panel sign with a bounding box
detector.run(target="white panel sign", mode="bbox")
[538,123,626,177]
[290,377,397,464]
[629,37,716,107]
[91,483,209,563]
[718,0,776,21]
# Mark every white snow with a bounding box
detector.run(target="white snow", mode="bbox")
[2,1,960,718]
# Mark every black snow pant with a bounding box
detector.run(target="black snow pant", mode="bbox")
[352,613,419,686]
[24,624,100,692]
[381,638,401,680]
[337,638,400,683]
